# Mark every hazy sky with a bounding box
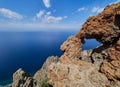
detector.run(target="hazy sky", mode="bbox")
[0,0,119,31]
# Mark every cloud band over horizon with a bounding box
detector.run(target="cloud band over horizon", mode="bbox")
[0,0,119,31]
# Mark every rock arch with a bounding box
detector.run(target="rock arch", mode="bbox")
[60,2,120,83]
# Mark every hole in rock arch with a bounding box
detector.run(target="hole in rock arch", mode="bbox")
[82,39,101,50]
[114,15,120,29]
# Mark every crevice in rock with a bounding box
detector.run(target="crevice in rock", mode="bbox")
[49,84,53,87]
[115,14,120,29]
[90,45,109,64]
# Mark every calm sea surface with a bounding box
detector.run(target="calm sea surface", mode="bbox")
[0,31,100,86]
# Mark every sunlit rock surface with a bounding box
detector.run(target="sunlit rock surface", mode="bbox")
[48,2,120,87]
[11,2,120,87]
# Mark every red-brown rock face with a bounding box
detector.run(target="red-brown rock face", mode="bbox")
[48,2,120,87]
[60,36,83,64]
[76,3,120,44]
[75,2,120,82]
[101,38,120,82]
[11,3,120,87]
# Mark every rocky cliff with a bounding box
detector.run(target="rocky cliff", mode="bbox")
[11,2,120,87]
[48,2,120,87]
[12,56,59,87]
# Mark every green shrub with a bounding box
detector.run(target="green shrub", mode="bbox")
[40,77,50,87]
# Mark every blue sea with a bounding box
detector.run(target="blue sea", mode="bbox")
[0,31,100,86]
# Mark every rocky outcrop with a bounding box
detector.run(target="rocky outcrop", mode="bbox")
[60,36,82,64]
[101,38,120,83]
[90,45,109,66]
[12,56,59,87]
[11,2,120,87]
[12,68,40,87]
[76,3,120,44]
[48,2,120,87]
[34,56,59,83]
[48,60,109,87]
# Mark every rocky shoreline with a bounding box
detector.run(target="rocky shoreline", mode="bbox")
[6,2,120,87]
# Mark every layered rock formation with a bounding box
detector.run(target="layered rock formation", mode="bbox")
[11,2,120,87]
[12,56,59,87]
[34,56,59,84]
[48,2,120,87]
[12,68,40,87]
[60,36,82,64]
[48,60,110,87]
[101,38,120,85]
[76,3,120,44]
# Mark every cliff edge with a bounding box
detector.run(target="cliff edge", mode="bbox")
[48,2,120,87]
[12,2,120,87]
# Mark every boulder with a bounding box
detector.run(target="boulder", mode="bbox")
[12,68,40,87]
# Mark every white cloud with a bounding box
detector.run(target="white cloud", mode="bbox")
[63,16,68,18]
[0,8,23,20]
[91,7,104,13]
[0,22,81,31]
[78,7,86,12]
[43,12,63,23]
[36,10,45,18]
[43,0,51,8]
[35,10,66,23]
[0,9,81,31]
[43,16,63,23]
[46,11,51,15]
